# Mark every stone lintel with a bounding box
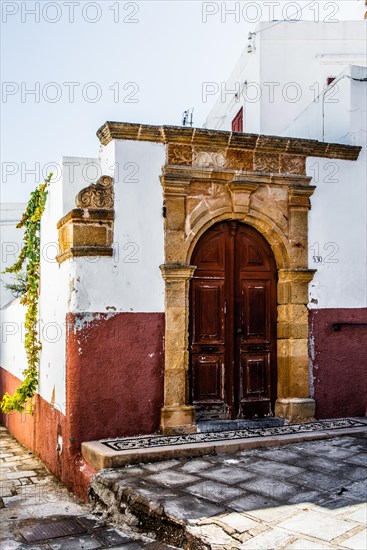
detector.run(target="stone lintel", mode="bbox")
[97,121,361,161]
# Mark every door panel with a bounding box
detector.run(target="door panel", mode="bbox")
[190,222,277,420]
[191,281,225,344]
[241,281,269,341]
[192,354,224,402]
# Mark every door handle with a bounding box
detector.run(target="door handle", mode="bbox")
[235,328,242,335]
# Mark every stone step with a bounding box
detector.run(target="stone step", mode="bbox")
[82,418,367,471]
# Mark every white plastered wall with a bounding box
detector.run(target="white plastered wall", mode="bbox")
[70,139,166,314]
[284,66,367,309]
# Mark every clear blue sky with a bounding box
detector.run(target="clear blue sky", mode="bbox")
[0,0,363,202]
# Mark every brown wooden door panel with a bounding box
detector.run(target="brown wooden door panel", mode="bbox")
[190,222,277,420]
[241,281,270,343]
[191,280,225,345]
[243,354,269,396]
[192,354,225,403]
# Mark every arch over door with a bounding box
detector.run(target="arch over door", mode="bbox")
[189,221,277,420]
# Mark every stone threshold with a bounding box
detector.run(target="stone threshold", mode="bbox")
[82,418,367,471]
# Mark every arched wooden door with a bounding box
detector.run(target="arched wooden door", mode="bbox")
[189,221,277,421]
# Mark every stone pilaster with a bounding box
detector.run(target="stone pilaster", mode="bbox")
[160,264,196,434]
[276,269,316,422]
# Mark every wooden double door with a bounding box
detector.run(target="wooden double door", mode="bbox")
[189,221,277,420]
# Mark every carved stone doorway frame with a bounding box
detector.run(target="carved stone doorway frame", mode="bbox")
[94,122,361,434]
[160,155,316,433]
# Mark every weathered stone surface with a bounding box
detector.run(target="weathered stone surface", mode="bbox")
[89,432,367,550]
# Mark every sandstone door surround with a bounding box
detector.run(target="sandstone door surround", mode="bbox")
[61,122,361,433]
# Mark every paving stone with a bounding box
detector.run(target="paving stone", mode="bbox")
[132,484,178,504]
[143,460,180,472]
[284,538,333,549]
[241,478,300,501]
[48,535,102,549]
[229,493,280,512]
[189,523,236,546]
[6,471,37,480]
[162,495,225,522]
[344,452,367,467]
[277,510,358,541]
[97,528,132,545]
[297,442,355,460]
[239,527,294,549]
[341,480,367,501]
[241,447,303,465]
[343,504,367,523]
[287,491,323,506]
[340,528,367,549]
[291,470,347,493]
[145,470,199,487]
[179,459,213,473]
[219,512,259,532]
[318,495,365,512]
[244,503,300,522]
[245,458,305,479]
[185,480,242,503]
[200,465,256,485]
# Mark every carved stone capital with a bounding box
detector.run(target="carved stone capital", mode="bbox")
[160,264,196,282]
[289,186,316,208]
[278,269,316,284]
[76,175,114,209]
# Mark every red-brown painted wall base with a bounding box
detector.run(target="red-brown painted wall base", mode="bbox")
[309,308,367,419]
[0,368,95,501]
[1,312,164,499]
[66,312,165,443]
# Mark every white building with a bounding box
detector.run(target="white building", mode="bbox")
[204,20,366,136]
[0,16,366,498]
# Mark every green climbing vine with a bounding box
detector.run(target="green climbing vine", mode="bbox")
[1,174,53,414]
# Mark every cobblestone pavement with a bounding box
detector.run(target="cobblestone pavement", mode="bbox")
[0,427,176,550]
[91,432,367,549]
